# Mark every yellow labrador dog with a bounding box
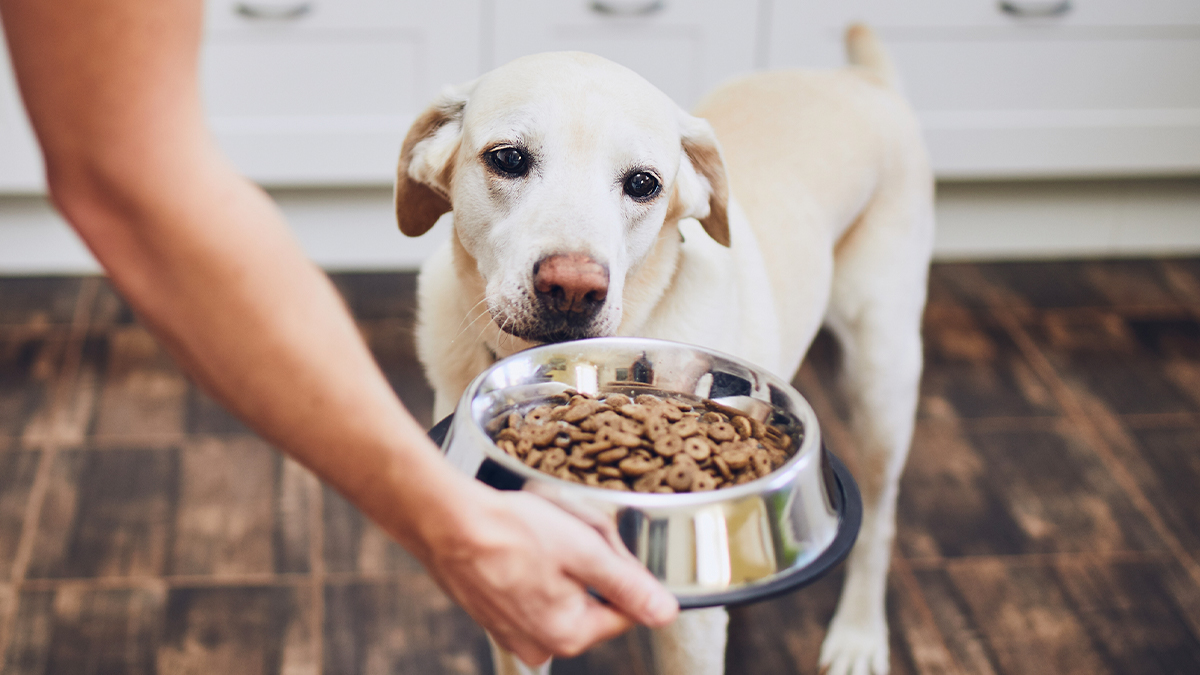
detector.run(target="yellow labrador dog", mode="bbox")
[395,24,933,675]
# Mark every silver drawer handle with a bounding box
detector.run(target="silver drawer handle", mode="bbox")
[998,0,1072,18]
[235,2,312,20]
[590,0,665,17]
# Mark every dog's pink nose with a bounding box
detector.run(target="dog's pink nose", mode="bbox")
[534,253,609,315]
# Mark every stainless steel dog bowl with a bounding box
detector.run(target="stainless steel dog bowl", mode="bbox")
[431,337,861,608]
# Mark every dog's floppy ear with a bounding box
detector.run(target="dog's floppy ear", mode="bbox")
[394,84,473,237]
[673,113,730,247]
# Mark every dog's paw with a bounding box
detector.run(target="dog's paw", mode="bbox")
[819,616,890,675]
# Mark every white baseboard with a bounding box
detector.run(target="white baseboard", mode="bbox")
[934,178,1200,260]
[1,179,1197,275]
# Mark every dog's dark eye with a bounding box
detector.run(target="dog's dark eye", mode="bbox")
[487,147,528,176]
[624,171,659,199]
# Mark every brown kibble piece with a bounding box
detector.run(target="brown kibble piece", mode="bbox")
[525,405,554,425]
[654,434,683,457]
[749,417,766,440]
[497,428,520,443]
[713,455,733,481]
[568,451,596,470]
[751,450,772,477]
[620,418,643,436]
[722,446,751,470]
[645,415,671,440]
[692,473,717,491]
[597,465,623,479]
[701,411,725,424]
[602,479,629,491]
[524,448,544,467]
[666,464,694,492]
[498,439,518,457]
[683,436,712,461]
[671,417,700,438]
[507,412,523,430]
[707,422,737,442]
[562,400,602,423]
[618,455,657,477]
[618,403,651,421]
[633,468,666,492]
[578,439,612,456]
[596,447,630,464]
[604,393,632,408]
[732,416,753,439]
[522,423,559,447]
[654,486,676,494]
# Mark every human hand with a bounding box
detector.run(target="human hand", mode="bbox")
[416,481,679,666]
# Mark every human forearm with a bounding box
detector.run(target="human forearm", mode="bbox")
[2,0,677,659]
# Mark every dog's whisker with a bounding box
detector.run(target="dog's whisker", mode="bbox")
[451,297,492,344]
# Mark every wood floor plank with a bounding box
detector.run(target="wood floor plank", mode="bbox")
[1054,559,1200,674]
[171,437,282,577]
[1081,260,1191,310]
[0,278,82,329]
[922,560,1111,675]
[1,589,54,675]
[26,448,177,579]
[3,585,164,675]
[329,273,419,323]
[898,420,1163,559]
[91,327,188,441]
[1023,311,1200,416]
[0,334,67,444]
[323,578,487,675]
[1118,426,1200,555]
[0,452,40,580]
[921,305,1061,420]
[917,558,1200,675]
[359,321,435,429]
[322,486,421,576]
[158,585,314,675]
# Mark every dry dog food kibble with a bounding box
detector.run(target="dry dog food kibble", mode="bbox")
[489,390,797,493]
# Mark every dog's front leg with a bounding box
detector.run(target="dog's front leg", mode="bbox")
[651,608,729,675]
[818,278,925,675]
[487,634,551,675]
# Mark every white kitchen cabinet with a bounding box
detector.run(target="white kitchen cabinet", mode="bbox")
[200,0,483,185]
[489,0,763,110]
[2,1,1199,188]
[0,35,44,193]
[766,0,1200,178]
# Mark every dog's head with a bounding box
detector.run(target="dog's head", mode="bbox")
[395,52,728,345]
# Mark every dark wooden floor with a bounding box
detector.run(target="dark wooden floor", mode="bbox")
[1,259,1200,674]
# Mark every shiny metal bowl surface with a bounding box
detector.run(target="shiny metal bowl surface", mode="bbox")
[437,337,860,607]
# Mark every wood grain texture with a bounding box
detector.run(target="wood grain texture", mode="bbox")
[25,449,177,580]
[1,264,1199,675]
[0,452,40,580]
[0,335,66,444]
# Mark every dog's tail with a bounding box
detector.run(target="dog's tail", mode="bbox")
[845,23,900,89]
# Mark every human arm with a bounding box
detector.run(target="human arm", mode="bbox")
[0,0,677,663]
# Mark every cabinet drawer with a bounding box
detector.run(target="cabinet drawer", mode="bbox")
[491,0,761,109]
[201,0,481,185]
[767,0,1200,177]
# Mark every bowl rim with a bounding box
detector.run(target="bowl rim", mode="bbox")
[454,336,825,508]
